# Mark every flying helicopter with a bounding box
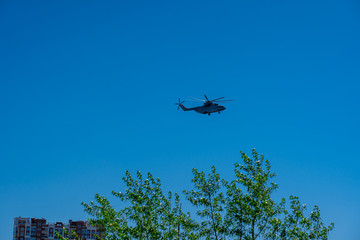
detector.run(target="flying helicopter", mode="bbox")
[175,95,233,115]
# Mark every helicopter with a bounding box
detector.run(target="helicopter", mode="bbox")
[175,95,233,115]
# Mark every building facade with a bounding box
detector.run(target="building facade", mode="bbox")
[13,217,101,240]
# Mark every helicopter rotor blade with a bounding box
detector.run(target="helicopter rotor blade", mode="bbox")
[175,98,180,110]
[213,100,235,103]
[189,96,206,102]
[204,95,210,101]
[210,97,225,102]
[175,98,185,110]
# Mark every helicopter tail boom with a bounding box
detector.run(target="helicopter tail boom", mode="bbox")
[178,103,190,111]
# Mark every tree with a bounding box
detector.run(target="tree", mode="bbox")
[81,170,197,240]
[56,149,334,240]
[184,166,226,240]
[223,149,280,240]
[267,195,334,240]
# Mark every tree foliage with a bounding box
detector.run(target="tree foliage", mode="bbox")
[184,166,226,239]
[223,150,280,240]
[57,149,334,240]
[81,171,197,240]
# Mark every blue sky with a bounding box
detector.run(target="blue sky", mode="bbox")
[1,0,359,239]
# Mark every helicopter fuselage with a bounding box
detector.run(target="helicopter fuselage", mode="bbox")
[179,103,226,115]
[176,95,232,115]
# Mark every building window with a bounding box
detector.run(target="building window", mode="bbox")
[55,228,63,235]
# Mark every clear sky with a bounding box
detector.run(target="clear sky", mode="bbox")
[1,0,359,239]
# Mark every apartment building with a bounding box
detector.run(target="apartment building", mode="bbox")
[13,217,101,240]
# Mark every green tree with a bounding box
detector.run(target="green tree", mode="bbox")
[222,149,280,240]
[184,166,226,240]
[267,196,334,240]
[81,170,197,240]
[56,149,334,240]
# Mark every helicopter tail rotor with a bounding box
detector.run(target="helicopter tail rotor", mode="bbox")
[175,98,185,110]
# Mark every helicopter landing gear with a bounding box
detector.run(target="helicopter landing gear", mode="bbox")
[218,112,220,114]
[208,113,210,116]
